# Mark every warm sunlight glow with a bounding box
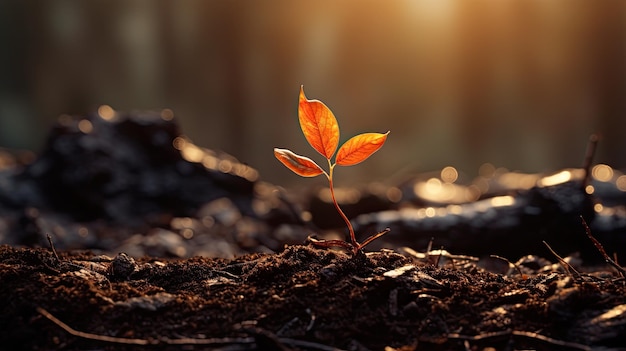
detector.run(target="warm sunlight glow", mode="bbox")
[386,187,403,203]
[617,175,626,192]
[592,305,626,323]
[218,160,233,173]
[594,203,604,212]
[414,177,466,203]
[592,164,614,182]
[161,108,174,121]
[489,195,515,207]
[246,168,259,182]
[538,170,571,187]
[181,144,204,163]
[447,204,463,214]
[498,172,539,190]
[202,154,217,169]
[465,185,481,202]
[479,163,496,178]
[78,119,93,134]
[97,105,116,120]
[318,187,361,205]
[424,178,442,194]
[172,136,186,150]
[441,166,458,183]
[425,207,436,217]
[408,1,455,23]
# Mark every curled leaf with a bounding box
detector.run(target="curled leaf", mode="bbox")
[274,148,325,177]
[298,86,340,160]
[336,132,389,166]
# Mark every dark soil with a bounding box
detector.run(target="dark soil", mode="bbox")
[1,111,626,350]
[2,244,626,351]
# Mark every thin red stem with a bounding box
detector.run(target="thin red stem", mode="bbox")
[327,162,358,252]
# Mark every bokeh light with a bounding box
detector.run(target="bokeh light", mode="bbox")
[77,119,93,134]
[441,166,458,183]
[97,105,116,121]
[592,164,614,182]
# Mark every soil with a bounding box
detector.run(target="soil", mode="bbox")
[1,112,626,350]
[2,244,626,351]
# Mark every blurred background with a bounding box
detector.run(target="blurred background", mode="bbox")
[0,1,625,188]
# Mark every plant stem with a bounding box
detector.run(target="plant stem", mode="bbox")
[327,161,358,251]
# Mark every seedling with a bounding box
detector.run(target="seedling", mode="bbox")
[274,86,390,255]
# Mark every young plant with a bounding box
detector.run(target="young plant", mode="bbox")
[274,86,390,255]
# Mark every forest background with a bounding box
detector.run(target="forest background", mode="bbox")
[1,1,624,187]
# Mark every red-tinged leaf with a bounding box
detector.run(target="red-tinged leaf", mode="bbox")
[274,148,325,177]
[298,86,340,160]
[336,131,389,166]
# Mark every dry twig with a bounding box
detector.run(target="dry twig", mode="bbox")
[580,216,626,279]
[581,134,599,190]
[37,307,150,345]
[543,241,582,282]
[490,255,526,278]
[37,307,342,350]
[46,233,60,263]
[448,329,594,351]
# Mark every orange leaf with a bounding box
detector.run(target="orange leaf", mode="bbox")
[336,132,389,166]
[274,148,325,177]
[298,86,339,160]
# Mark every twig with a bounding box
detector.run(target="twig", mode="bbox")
[37,307,149,345]
[581,134,599,189]
[425,238,434,265]
[490,255,526,279]
[512,330,591,350]
[435,246,443,267]
[280,338,344,351]
[46,233,60,263]
[580,216,626,278]
[358,227,391,250]
[37,307,256,346]
[543,241,582,282]
[400,247,478,264]
[447,329,593,351]
[37,307,342,349]
[426,237,434,254]
[276,316,300,336]
[305,308,316,332]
